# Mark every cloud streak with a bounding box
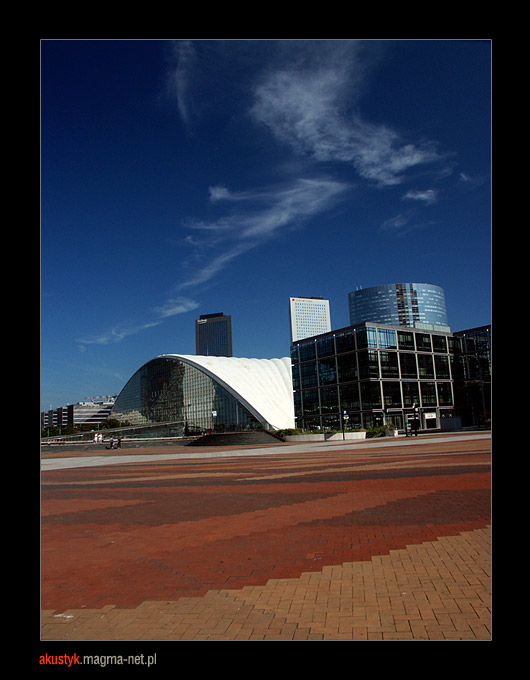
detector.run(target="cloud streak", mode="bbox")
[76,297,199,347]
[80,41,454,349]
[179,176,349,288]
[250,49,442,187]
[402,189,439,205]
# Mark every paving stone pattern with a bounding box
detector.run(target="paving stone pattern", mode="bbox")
[41,436,491,640]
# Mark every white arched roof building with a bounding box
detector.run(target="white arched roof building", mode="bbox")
[112,354,295,432]
[160,355,295,431]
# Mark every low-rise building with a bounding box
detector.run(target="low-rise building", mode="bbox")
[290,321,490,432]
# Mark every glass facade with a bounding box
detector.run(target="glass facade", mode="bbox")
[291,322,456,432]
[348,283,449,331]
[195,313,233,357]
[112,356,260,433]
[451,326,491,426]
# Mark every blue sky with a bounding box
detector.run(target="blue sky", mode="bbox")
[41,39,491,410]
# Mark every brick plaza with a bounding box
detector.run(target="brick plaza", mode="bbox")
[41,433,491,641]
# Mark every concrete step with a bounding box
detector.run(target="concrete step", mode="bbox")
[186,430,284,447]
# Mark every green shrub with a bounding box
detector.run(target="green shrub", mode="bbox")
[366,426,387,438]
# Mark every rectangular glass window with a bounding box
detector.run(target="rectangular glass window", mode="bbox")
[465,336,476,353]
[434,354,450,379]
[467,356,480,380]
[316,336,335,358]
[448,336,463,354]
[300,361,318,388]
[318,357,337,385]
[356,326,377,349]
[383,382,402,408]
[337,353,358,383]
[415,333,432,352]
[450,354,466,380]
[397,331,415,350]
[335,330,356,354]
[377,328,397,349]
[402,381,420,407]
[432,335,447,353]
[418,354,435,379]
[322,414,341,430]
[320,386,339,413]
[339,383,360,412]
[399,352,417,378]
[380,351,400,378]
[299,341,316,362]
[420,382,437,406]
[358,350,380,379]
[437,382,453,406]
[302,389,319,415]
[292,365,300,390]
[294,390,302,419]
[360,382,382,409]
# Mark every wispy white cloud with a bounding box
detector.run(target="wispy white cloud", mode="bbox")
[76,296,199,347]
[152,297,200,318]
[179,176,349,289]
[380,214,409,232]
[166,40,197,133]
[170,40,450,190]
[402,189,439,205]
[85,42,453,350]
[250,54,442,187]
[458,171,487,189]
[76,321,162,348]
[379,212,439,238]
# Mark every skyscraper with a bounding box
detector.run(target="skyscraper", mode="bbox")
[348,283,450,331]
[289,297,331,342]
[195,313,233,356]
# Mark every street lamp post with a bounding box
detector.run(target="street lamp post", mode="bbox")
[342,410,349,440]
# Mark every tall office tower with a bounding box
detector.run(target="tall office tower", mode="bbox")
[348,283,450,331]
[195,313,233,356]
[289,297,331,342]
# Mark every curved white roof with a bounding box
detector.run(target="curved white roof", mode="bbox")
[158,355,295,430]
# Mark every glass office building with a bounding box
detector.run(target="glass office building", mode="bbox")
[348,283,450,332]
[195,313,233,357]
[451,326,491,427]
[291,321,457,432]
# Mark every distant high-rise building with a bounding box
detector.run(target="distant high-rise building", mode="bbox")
[348,283,450,332]
[195,313,233,357]
[289,297,331,342]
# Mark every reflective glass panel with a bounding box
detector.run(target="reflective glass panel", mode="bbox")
[420,382,437,406]
[383,382,402,408]
[337,353,358,383]
[377,328,397,349]
[318,357,337,385]
[320,386,339,413]
[434,355,450,379]
[437,382,453,406]
[339,383,360,412]
[399,352,417,378]
[300,361,318,388]
[397,331,415,350]
[402,381,420,407]
[317,336,335,358]
[360,382,382,409]
[417,354,435,379]
[380,351,399,377]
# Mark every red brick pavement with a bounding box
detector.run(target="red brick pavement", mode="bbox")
[40,435,491,641]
